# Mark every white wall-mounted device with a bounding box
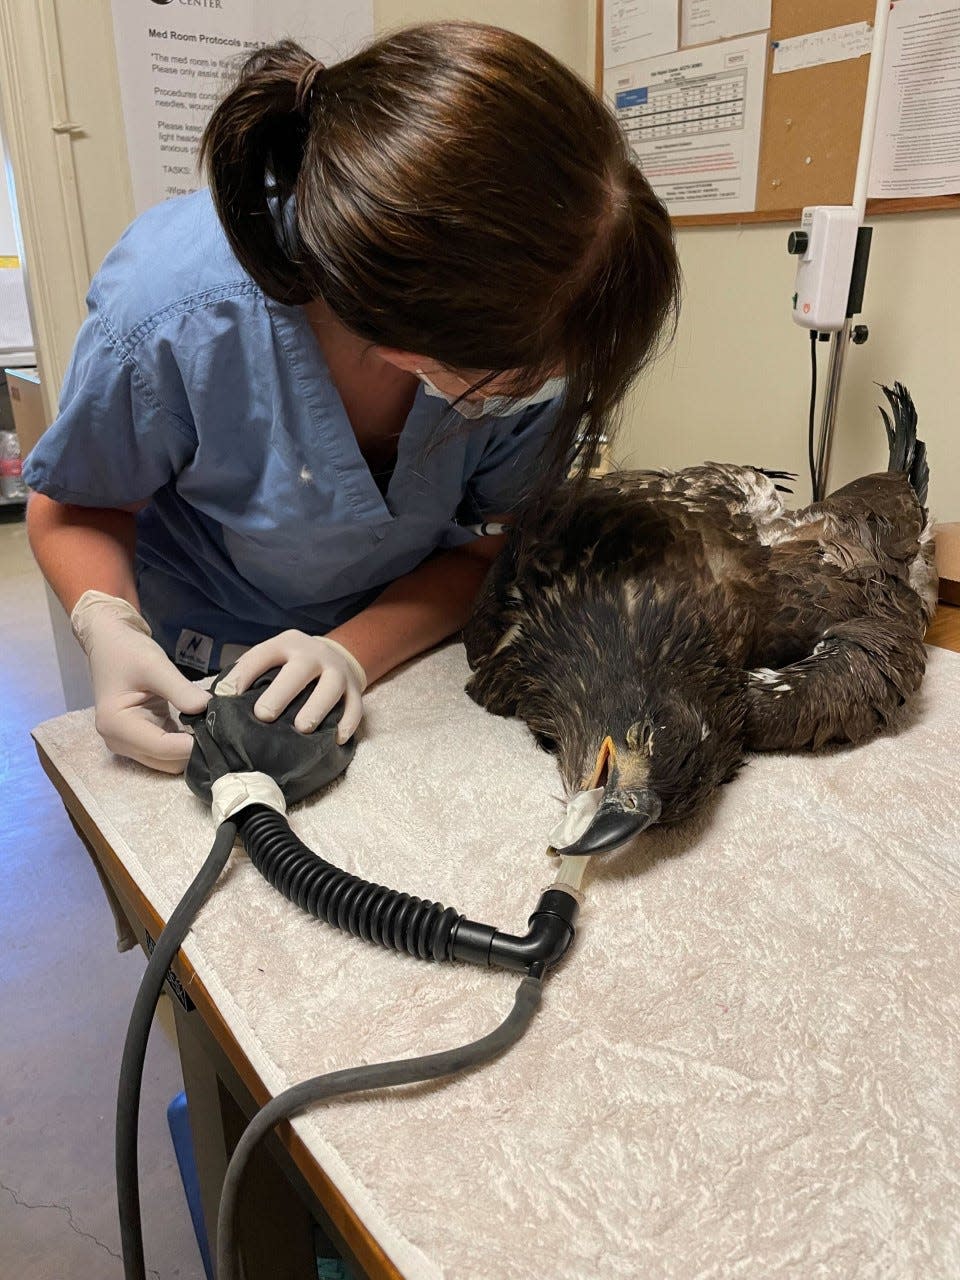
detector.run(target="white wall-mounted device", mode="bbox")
[787,0,891,500]
[788,205,860,333]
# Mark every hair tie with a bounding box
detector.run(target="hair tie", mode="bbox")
[295,59,326,115]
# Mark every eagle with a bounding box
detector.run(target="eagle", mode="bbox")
[463,384,936,856]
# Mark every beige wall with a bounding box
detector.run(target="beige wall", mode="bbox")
[374,0,593,77]
[10,0,591,392]
[8,0,959,520]
[66,0,595,275]
[376,1,958,520]
[618,214,960,520]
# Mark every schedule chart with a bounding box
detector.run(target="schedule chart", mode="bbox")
[615,68,748,143]
[604,33,767,215]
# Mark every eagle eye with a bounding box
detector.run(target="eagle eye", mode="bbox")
[626,719,655,754]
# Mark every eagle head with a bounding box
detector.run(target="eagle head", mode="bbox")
[544,595,747,856]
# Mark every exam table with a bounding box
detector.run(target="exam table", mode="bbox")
[32,617,960,1279]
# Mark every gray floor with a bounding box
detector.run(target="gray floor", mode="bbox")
[0,511,204,1279]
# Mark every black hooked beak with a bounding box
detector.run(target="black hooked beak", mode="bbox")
[557,790,661,856]
[553,734,660,856]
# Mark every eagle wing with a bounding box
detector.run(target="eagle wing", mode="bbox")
[745,604,929,751]
[745,441,934,750]
[595,463,793,535]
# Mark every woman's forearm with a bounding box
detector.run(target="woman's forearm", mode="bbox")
[28,492,503,679]
[326,536,505,684]
[26,493,141,615]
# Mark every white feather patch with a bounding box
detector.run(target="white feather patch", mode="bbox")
[748,667,781,685]
[490,621,523,656]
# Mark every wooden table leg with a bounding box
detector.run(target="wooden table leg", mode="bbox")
[172,1000,363,1280]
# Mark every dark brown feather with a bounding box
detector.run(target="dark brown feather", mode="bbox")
[464,384,936,827]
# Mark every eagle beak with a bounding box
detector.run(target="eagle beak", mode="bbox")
[556,790,661,856]
[586,735,617,790]
[555,735,660,856]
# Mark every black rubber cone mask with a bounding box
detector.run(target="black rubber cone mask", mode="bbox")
[182,666,356,807]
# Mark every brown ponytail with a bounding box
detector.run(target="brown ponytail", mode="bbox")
[198,40,318,304]
[200,23,681,487]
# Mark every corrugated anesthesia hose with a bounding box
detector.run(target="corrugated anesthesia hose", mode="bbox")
[118,805,583,1280]
[236,804,582,971]
[117,674,593,1279]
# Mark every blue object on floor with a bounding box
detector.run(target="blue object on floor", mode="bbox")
[316,1261,353,1280]
[167,1091,214,1280]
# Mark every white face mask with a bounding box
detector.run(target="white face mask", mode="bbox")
[416,371,565,419]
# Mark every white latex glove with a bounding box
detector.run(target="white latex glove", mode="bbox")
[215,629,366,743]
[71,590,210,774]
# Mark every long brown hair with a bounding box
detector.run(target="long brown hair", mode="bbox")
[200,22,680,487]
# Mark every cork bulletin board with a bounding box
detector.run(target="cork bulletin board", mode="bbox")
[596,0,960,226]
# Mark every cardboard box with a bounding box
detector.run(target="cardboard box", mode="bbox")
[4,366,46,460]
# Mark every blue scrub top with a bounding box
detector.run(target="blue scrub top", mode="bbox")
[24,191,559,669]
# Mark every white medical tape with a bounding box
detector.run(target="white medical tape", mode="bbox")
[547,787,605,850]
[210,771,287,827]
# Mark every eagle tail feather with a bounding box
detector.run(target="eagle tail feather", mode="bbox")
[878,382,929,506]
[754,467,796,495]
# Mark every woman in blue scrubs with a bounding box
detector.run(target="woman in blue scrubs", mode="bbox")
[25,22,679,773]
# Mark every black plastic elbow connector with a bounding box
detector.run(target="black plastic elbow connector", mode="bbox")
[450,889,580,972]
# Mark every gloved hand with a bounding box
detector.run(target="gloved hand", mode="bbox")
[215,629,366,744]
[71,590,211,774]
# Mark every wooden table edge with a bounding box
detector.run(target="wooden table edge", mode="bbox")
[924,602,960,654]
[33,738,405,1280]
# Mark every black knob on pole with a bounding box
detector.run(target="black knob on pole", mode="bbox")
[787,230,809,255]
